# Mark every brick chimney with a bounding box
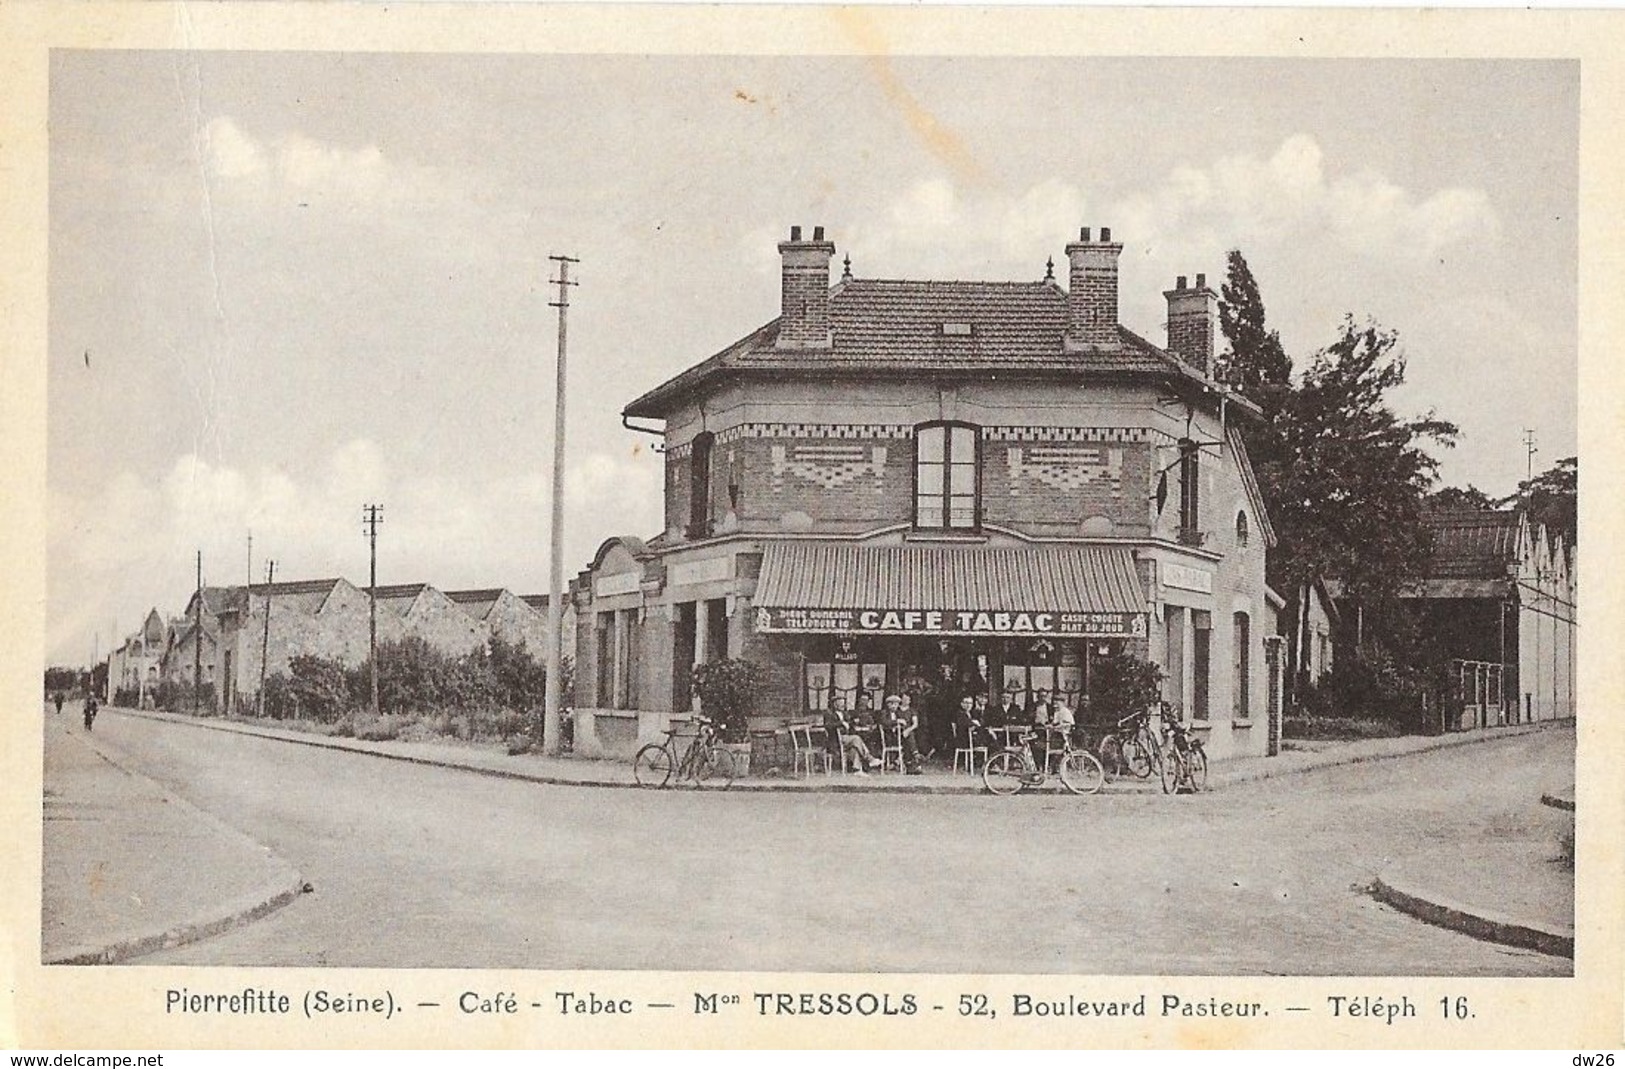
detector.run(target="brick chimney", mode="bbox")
[1163,272,1217,375]
[775,225,836,350]
[1064,226,1123,351]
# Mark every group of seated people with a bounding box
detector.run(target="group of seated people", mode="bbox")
[818,686,1080,775]
[820,691,924,776]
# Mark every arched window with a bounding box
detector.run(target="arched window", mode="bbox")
[1235,510,1250,546]
[914,422,980,530]
[688,431,715,538]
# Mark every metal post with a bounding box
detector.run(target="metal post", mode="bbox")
[363,504,383,718]
[544,254,578,756]
[257,559,275,718]
[193,550,202,714]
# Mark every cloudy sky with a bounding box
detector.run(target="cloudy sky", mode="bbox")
[46,53,1577,665]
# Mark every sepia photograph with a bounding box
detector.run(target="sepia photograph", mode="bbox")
[12,11,1613,1047]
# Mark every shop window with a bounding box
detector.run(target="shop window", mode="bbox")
[1164,608,1185,714]
[595,612,614,705]
[803,640,889,713]
[914,422,980,531]
[673,602,697,712]
[1233,611,1252,719]
[598,609,641,710]
[1178,439,1201,543]
[1000,639,1088,715]
[688,432,715,539]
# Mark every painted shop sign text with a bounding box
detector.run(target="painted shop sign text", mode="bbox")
[756,606,1145,637]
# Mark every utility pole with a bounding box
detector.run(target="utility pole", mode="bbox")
[1523,428,1538,496]
[544,254,578,756]
[247,529,253,586]
[257,559,276,718]
[363,504,383,718]
[193,549,203,714]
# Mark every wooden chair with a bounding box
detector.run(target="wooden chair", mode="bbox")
[952,725,987,776]
[790,722,831,778]
[878,723,906,774]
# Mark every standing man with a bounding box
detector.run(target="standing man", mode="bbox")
[82,694,98,732]
[880,693,922,774]
[52,692,64,715]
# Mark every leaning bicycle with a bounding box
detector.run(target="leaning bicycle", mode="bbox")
[983,726,1105,796]
[633,714,736,789]
[1158,716,1208,794]
[1096,708,1162,780]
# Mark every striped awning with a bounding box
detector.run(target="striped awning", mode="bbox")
[753,542,1147,638]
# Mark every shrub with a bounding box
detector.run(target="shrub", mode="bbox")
[690,658,760,743]
[1283,715,1404,741]
[1086,652,1165,725]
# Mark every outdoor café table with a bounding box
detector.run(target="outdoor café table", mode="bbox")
[989,725,1030,754]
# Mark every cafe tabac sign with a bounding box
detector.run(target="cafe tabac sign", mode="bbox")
[754,606,1146,638]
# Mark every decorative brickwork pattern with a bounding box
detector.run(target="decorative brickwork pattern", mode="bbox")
[770,444,888,493]
[1007,446,1123,497]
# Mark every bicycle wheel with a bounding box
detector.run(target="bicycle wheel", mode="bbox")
[1122,738,1152,779]
[982,750,1028,796]
[1187,747,1208,792]
[632,743,674,788]
[695,745,736,788]
[1159,747,1184,794]
[1058,750,1105,796]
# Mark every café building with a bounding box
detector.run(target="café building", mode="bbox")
[572,226,1282,761]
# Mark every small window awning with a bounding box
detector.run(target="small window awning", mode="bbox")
[753,542,1148,638]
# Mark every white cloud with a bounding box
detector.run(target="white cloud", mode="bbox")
[200,116,449,214]
[46,440,663,663]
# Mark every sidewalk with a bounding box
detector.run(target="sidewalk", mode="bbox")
[112,704,1566,795]
[42,712,305,964]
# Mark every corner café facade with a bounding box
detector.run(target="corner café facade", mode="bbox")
[570,225,1284,764]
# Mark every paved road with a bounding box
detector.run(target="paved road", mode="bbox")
[86,709,1572,974]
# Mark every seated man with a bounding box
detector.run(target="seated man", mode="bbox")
[953,694,997,757]
[879,693,922,774]
[822,694,881,774]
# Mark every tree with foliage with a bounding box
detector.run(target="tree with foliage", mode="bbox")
[1426,485,1500,511]
[1263,319,1458,606]
[1511,455,1577,547]
[1218,250,1294,421]
[1084,652,1165,725]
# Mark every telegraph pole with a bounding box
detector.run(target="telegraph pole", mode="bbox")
[544,254,578,756]
[363,504,383,718]
[247,529,253,586]
[193,549,203,714]
[257,559,276,718]
[1522,428,1538,496]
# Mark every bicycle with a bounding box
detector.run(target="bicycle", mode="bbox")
[1158,716,1208,794]
[632,714,736,789]
[1096,708,1162,780]
[982,726,1105,796]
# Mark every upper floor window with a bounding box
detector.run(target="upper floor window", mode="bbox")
[1178,439,1201,540]
[914,422,979,530]
[1235,510,1250,547]
[688,431,715,538]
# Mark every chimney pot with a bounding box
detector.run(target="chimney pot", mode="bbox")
[1196,272,1206,289]
[1176,275,1188,290]
[1080,227,1091,242]
[790,225,802,241]
[813,225,825,241]
[1100,226,1112,242]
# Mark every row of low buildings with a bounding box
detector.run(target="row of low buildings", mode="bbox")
[565,224,1578,762]
[107,579,571,715]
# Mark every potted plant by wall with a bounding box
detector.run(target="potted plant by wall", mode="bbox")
[690,658,760,775]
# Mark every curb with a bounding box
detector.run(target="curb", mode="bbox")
[1369,873,1574,960]
[45,728,308,966]
[111,706,1567,798]
[1216,721,1565,789]
[1540,792,1576,812]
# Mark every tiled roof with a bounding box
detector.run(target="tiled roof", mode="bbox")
[445,589,504,620]
[755,542,1147,617]
[1423,510,1521,579]
[624,278,1234,419]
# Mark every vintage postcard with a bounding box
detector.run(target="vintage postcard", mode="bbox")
[2,1,1620,1051]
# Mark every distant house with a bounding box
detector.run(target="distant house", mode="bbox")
[1399,509,1576,728]
[108,608,166,705]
